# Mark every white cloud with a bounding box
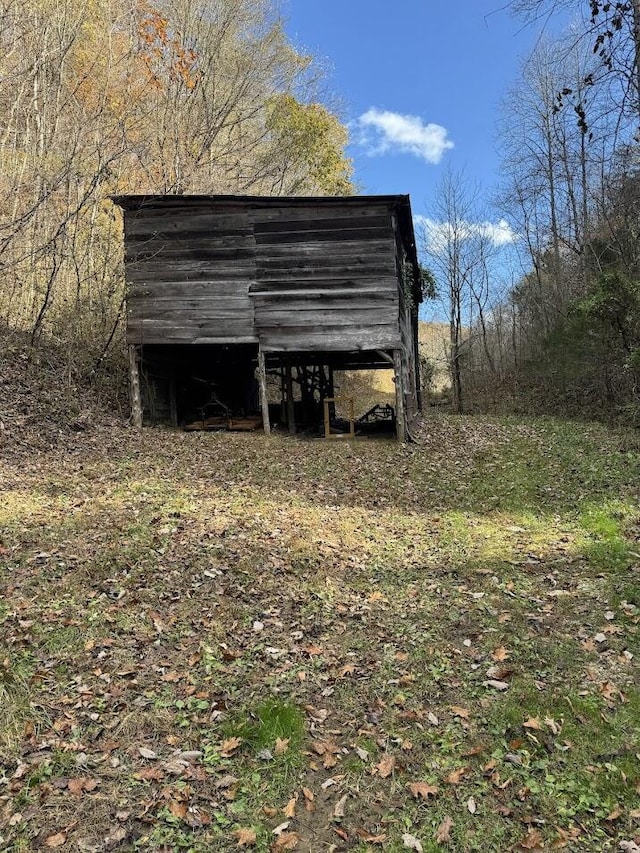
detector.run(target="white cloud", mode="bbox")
[356,108,454,164]
[480,219,519,246]
[415,215,519,255]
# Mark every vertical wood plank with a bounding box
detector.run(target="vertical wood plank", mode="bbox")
[257,349,271,436]
[393,349,406,443]
[279,365,287,424]
[129,345,143,429]
[328,365,336,422]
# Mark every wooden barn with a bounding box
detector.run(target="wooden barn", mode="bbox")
[112,194,423,440]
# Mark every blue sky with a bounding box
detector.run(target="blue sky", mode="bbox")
[283,0,553,232]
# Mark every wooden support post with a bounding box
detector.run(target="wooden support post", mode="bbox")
[328,365,336,422]
[257,349,271,436]
[280,365,287,424]
[128,345,143,429]
[393,349,406,443]
[285,360,296,434]
[168,366,178,428]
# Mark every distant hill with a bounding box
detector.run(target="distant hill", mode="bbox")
[335,322,451,416]
[419,321,450,392]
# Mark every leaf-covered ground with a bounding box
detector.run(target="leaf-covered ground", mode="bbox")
[1,412,639,852]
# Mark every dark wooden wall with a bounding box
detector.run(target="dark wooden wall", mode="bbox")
[120,197,408,354]
[124,201,257,345]
[249,202,400,352]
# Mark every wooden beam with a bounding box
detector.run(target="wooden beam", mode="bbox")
[393,349,406,443]
[375,349,394,365]
[128,345,143,429]
[257,349,271,436]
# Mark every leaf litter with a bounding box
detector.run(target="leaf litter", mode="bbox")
[0,408,639,850]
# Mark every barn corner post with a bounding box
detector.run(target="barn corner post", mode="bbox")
[257,348,271,435]
[393,349,406,442]
[128,344,143,429]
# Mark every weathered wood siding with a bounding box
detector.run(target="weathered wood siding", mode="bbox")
[124,201,257,345]
[249,202,401,352]
[118,196,419,360]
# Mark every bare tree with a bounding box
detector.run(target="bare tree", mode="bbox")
[0,0,353,376]
[420,169,504,413]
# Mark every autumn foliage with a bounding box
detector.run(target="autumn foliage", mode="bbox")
[0,0,353,375]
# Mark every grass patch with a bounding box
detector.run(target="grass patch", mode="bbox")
[0,412,638,850]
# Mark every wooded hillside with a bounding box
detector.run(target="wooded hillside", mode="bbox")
[421,1,640,422]
[0,0,352,381]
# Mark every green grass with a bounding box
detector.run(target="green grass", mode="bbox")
[0,412,639,850]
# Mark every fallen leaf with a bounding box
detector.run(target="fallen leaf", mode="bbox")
[272,832,299,850]
[45,833,67,848]
[402,832,423,852]
[104,827,127,845]
[67,777,98,796]
[355,829,386,843]
[445,767,469,784]
[518,828,544,849]
[486,665,513,680]
[185,807,211,828]
[283,796,297,819]
[450,706,470,719]
[138,746,157,759]
[134,767,164,781]
[407,782,439,800]
[483,679,510,691]
[169,801,187,820]
[467,796,477,814]
[333,793,348,818]
[523,717,542,731]
[492,646,509,661]
[605,805,623,821]
[234,827,257,848]
[275,738,290,755]
[600,681,618,702]
[220,737,242,757]
[544,717,561,735]
[376,754,396,778]
[323,752,338,769]
[434,815,453,843]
